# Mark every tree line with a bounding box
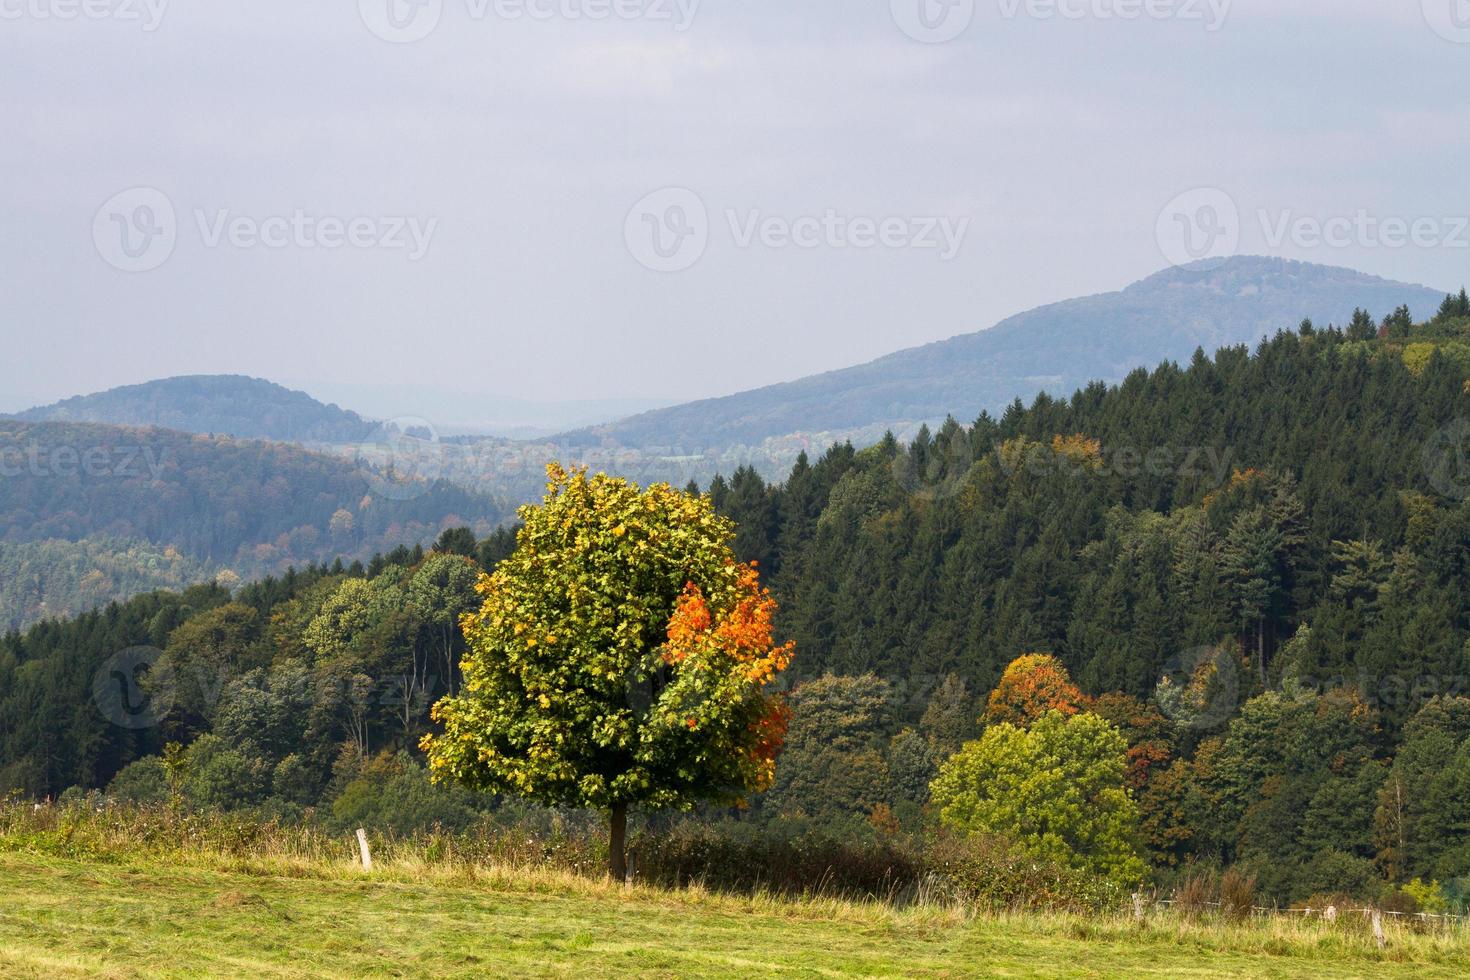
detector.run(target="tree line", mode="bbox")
[2,298,1468,906]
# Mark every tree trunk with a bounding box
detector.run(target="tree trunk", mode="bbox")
[1257,618,1267,684]
[609,803,628,882]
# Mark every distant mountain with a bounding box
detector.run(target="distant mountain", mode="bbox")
[17,375,377,444]
[0,420,504,628]
[558,257,1448,452]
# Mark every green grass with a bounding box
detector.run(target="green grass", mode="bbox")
[1,849,1467,978]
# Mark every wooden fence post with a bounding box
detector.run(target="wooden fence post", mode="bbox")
[356,828,373,872]
[1372,910,1385,950]
[1132,892,1146,923]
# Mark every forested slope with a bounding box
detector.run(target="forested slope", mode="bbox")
[714,301,1470,716]
[0,421,504,627]
[4,296,1470,905]
[16,375,376,444]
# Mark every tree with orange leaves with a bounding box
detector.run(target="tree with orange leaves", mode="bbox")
[983,654,1090,729]
[424,466,793,881]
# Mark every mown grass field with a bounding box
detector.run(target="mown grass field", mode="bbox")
[1,849,1467,978]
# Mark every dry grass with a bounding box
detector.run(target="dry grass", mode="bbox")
[2,802,1468,977]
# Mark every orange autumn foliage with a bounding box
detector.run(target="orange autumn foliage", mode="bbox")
[664,563,795,686]
[663,562,795,791]
[984,653,1091,729]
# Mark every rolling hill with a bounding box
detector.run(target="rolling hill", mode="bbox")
[557,257,1448,452]
[16,375,377,444]
[0,420,504,628]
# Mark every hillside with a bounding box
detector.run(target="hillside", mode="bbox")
[560,257,1446,452]
[6,305,1470,908]
[16,375,377,444]
[0,420,503,628]
[0,538,210,633]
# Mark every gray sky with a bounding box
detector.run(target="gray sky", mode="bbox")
[4,1,1468,419]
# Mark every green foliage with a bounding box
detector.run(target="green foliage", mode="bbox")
[425,467,790,816]
[329,753,482,835]
[926,832,1130,913]
[931,711,1147,887]
[762,674,893,823]
[0,537,211,633]
[919,674,978,760]
[0,419,503,629]
[181,735,271,811]
[105,757,169,804]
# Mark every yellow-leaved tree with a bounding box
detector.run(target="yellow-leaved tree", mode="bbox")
[423,465,793,880]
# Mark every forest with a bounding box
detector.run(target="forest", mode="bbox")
[3,294,1470,909]
[0,421,505,628]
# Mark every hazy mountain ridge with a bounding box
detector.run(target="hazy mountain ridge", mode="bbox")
[557,258,1447,452]
[0,419,505,629]
[17,375,378,444]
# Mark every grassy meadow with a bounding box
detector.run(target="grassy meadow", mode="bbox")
[1,807,1467,978]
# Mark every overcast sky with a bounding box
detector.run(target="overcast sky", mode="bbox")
[3,0,1468,419]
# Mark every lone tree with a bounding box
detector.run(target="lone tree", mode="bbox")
[423,465,794,880]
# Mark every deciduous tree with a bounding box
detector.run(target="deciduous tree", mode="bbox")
[423,466,794,880]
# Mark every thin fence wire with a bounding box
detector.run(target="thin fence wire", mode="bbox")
[1149,898,1468,926]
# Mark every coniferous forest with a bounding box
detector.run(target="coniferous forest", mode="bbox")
[4,300,1470,908]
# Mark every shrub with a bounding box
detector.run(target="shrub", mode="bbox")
[1400,878,1450,915]
[1219,869,1257,921]
[1172,869,1216,920]
[925,832,1128,914]
[631,817,920,899]
[106,758,169,804]
[329,753,481,836]
[1294,849,1382,905]
[930,711,1147,888]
